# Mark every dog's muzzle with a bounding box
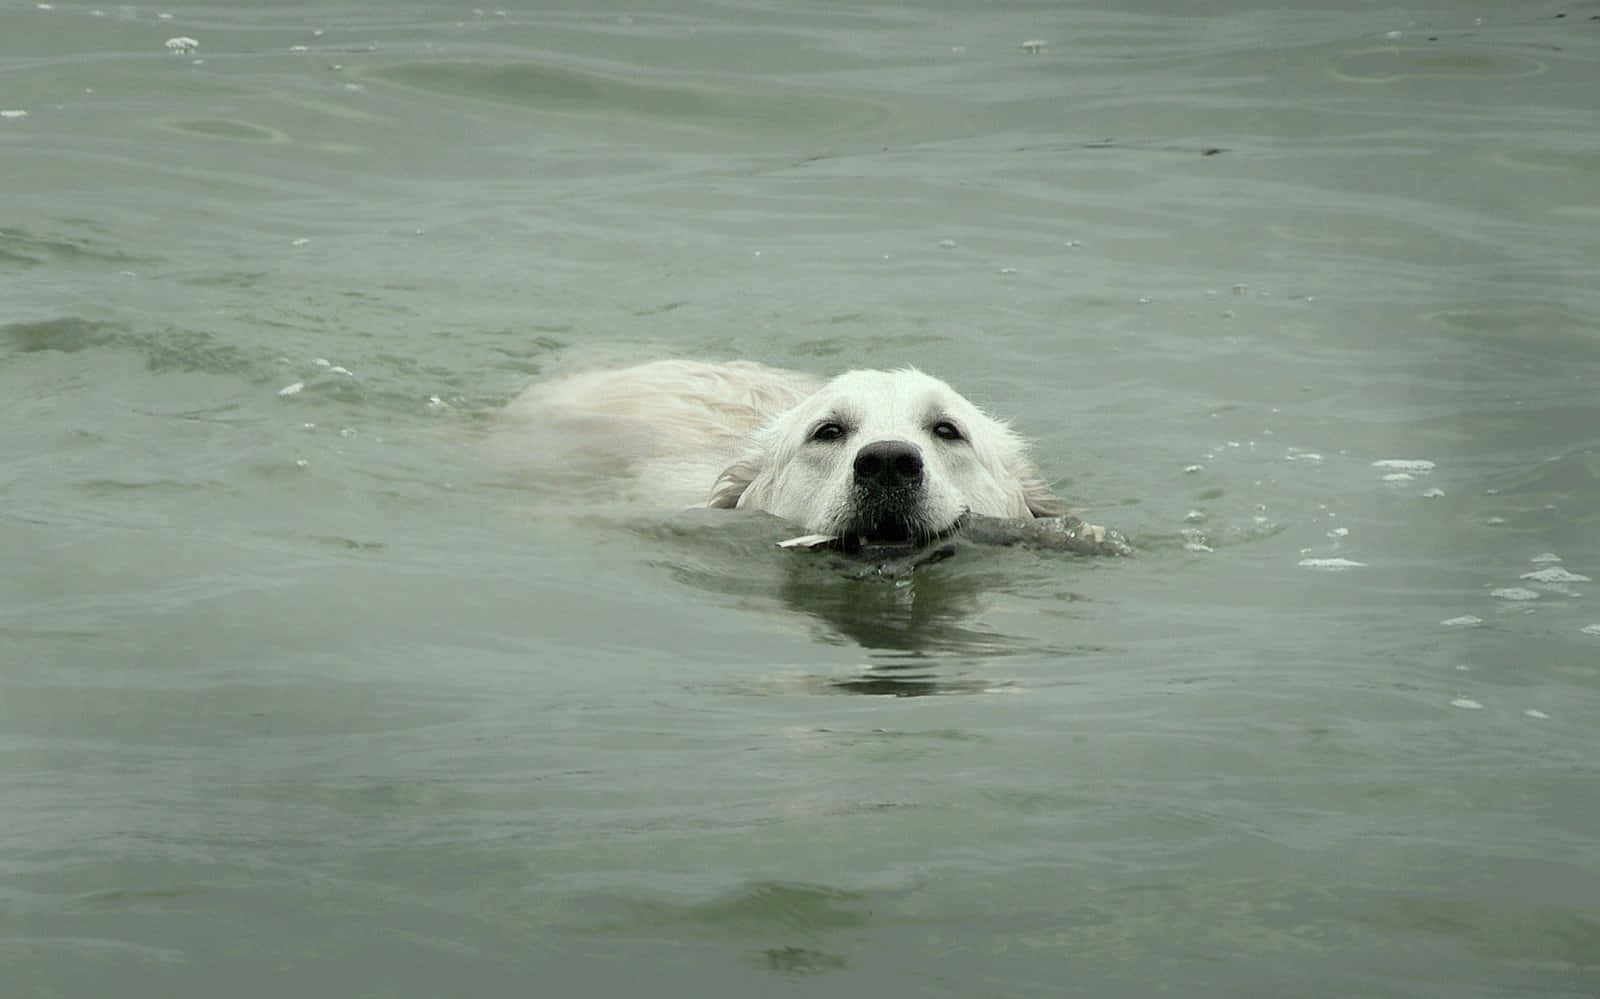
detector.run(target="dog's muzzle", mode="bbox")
[846,439,931,545]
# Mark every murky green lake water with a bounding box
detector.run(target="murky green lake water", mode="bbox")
[4,2,1598,995]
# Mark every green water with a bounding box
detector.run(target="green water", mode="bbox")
[3,2,1598,996]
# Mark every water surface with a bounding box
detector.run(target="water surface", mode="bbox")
[3,2,1598,996]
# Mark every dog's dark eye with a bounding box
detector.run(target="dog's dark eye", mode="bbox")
[931,420,963,442]
[811,422,845,442]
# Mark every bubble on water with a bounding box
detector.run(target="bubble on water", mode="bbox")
[338,427,356,438]
[1521,567,1590,584]
[1019,39,1047,54]
[278,381,305,397]
[1441,615,1482,627]
[1183,464,1204,474]
[1524,709,1550,719]
[1,110,28,119]
[1372,459,1435,472]
[426,395,450,411]
[998,267,1018,275]
[158,11,174,19]
[1298,557,1367,569]
[301,422,316,430]
[1490,587,1539,601]
[1450,697,1482,710]
[294,458,309,468]
[164,36,198,54]
[1530,552,1562,563]
[1582,624,1600,636]
[1485,516,1506,526]
[1327,527,1349,538]
[1184,509,1205,523]
[291,237,310,246]
[1286,449,1323,462]
[290,45,309,52]
[937,239,957,249]
[1421,487,1445,498]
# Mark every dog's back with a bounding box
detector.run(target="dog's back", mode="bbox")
[501,360,822,506]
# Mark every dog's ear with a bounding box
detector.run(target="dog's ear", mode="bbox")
[1021,475,1066,518]
[708,456,763,509]
[1006,451,1065,517]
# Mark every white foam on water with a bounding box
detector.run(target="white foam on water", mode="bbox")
[278,381,305,397]
[1421,488,1444,498]
[1490,587,1539,601]
[1524,709,1550,720]
[1298,558,1366,569]
[1450,698,1483,710]
[1,110,28,119]
[1441,615,1482,627]
[1372,459,1435,472]
[1521,567,1590,584]
[1582,624,1600,636]
[164,36,199,53]
[1530,552,1563,563]
[1382,472,1414,482]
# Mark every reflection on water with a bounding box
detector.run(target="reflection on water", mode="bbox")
[779,557,1009,652]
[640,510,1102,694]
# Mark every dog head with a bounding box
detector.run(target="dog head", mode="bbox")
[709,368,1061,543]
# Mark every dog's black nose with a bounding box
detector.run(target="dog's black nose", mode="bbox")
[853,440,924,488]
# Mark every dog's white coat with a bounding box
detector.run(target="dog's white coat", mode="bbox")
[504,360,1061,537]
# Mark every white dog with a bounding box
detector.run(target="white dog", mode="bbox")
[504,360,1062,544]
